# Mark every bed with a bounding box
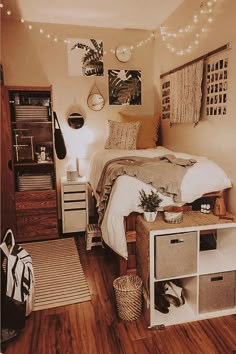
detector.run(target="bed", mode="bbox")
[88,146,232,269]
[87,118,232,274]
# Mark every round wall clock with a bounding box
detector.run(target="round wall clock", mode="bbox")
[115,45,132,63]
[87,93,105,111]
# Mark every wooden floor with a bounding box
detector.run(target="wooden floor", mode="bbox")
[3,235,236,354]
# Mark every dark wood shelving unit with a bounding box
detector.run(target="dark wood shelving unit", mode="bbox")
[6,85,59,242]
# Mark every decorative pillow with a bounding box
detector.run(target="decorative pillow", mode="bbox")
[119,113,159,149]
[105,120,140,150]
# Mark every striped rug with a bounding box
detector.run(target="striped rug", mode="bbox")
[21,237,91,311]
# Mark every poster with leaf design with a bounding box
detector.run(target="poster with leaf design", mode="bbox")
[67,38,104,76]
[108,70,141,105]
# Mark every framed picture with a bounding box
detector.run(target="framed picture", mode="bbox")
[108,69,142,105]
[67,38,104,76]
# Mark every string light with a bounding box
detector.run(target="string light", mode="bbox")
[159,0,223,56]
[1,1,156,54]
[1,0,223,57]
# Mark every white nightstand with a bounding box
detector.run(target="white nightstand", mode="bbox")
[61,176,88,233]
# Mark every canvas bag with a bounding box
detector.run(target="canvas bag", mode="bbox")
[53,111,67,160]
[0,229,35,324]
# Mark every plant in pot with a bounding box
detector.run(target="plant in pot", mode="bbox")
[138,189,163,222]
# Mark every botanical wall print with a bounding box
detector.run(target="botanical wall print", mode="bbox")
[206,57,228,116]
[67,38,104,76]
[108,70,141,105]
[161,80,170,119]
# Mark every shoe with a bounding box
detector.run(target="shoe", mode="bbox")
[1,328,20,344]
[165,294,181,307]
[155,295,170,314]
[164,281,185,307]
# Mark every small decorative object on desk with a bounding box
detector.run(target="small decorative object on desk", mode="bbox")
[163,205,183,224]
[66,158,78,181]
[35,143,53,163]
[201,204,211,214]
[138,189,162,223]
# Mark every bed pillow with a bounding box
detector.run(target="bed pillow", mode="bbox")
[119,113,159,149]
[105,120,140,150]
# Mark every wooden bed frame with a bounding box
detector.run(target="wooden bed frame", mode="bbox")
[118,190,227,276]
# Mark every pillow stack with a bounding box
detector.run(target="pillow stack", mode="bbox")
[119,113,159,149]
[104,120,140,150]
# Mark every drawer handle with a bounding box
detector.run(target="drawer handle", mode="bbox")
[65,208,86,211]
[170,239,184,244]
[64,199,85,203]
[64,191,84,194]
[211,276,223,282]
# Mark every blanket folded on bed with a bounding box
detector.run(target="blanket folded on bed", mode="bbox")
[96,154,196,223]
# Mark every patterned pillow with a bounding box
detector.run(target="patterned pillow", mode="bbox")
[119,113,159,149]
[105,120,140,150]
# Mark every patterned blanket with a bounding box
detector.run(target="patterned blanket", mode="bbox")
[96,154,196,223]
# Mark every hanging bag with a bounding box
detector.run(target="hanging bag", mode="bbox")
[53,111,67,160]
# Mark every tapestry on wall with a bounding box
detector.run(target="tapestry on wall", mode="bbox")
[108,69,141,105]
[67,38,104,76]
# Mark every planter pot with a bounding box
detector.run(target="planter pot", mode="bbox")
[143,211,157,223]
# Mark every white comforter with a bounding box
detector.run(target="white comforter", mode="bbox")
[88,147,231,259]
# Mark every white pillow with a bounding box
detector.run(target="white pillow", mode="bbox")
[105,120,140,150]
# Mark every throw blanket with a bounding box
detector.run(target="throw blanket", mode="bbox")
[96,154,196,223]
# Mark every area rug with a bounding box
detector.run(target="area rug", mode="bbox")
[21,237,91,311]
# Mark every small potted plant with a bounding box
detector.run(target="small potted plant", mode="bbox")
[138,189,163,222]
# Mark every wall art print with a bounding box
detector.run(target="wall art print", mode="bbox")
[108,70,141,105]
[67,38,104,76]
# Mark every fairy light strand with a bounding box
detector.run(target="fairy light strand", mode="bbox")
[0,0,223,56]
[159,0,222,56]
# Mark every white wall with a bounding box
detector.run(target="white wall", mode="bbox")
[1,19,155,215]
[2,0,236,216]
[154,0,236,214]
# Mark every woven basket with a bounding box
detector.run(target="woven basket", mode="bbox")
[113,275,143,321]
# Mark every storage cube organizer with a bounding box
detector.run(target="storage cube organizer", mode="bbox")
[86,224,102,250]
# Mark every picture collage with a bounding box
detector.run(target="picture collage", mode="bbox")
[206,57,228,116]
[161,80,170,119]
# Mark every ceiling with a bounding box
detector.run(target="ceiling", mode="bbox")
[3,0,184,30]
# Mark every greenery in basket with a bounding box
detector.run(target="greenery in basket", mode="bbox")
[138,189,163,212]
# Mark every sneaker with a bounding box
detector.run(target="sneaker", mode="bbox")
[1,328,20,344]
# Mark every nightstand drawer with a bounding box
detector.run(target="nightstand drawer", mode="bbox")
[64,184,85,193]
[64,209,87,232]
[64,192,86,201]
[64,200,86,210]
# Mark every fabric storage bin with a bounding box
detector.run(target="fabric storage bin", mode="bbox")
[199,271,235,313]
[155,231,197,279]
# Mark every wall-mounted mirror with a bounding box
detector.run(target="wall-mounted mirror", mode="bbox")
[87,93,105,111]
[68,112,84,129]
